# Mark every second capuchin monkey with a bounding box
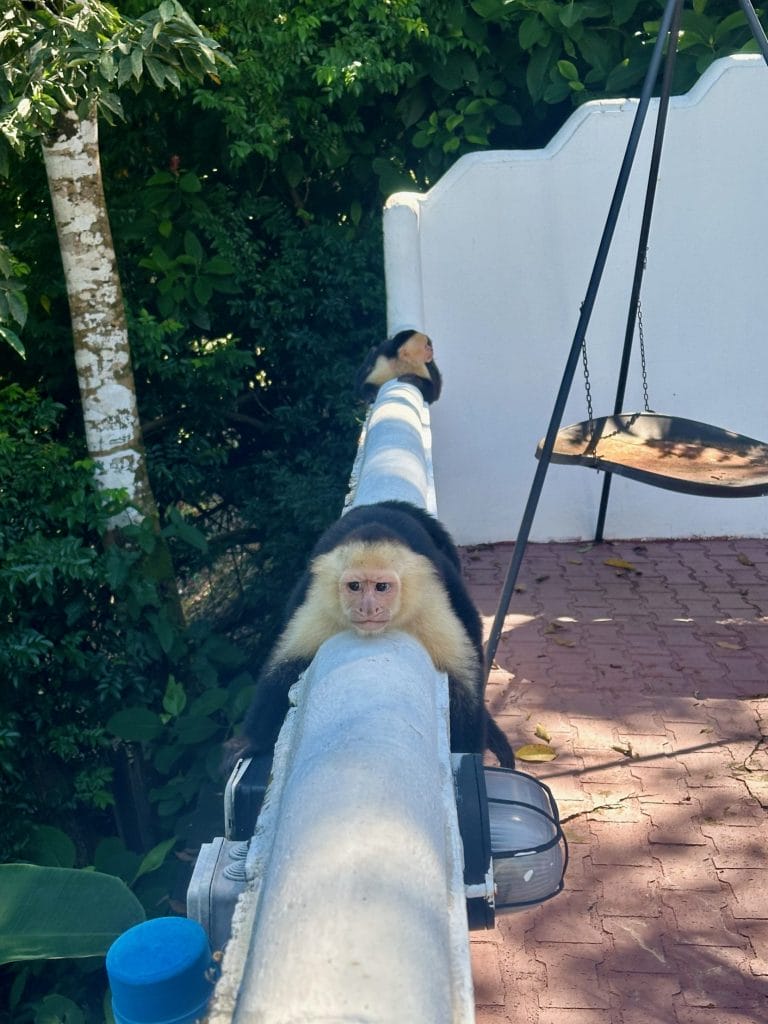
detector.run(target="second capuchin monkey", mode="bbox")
[225,501,514,771]
[356,330,442,404]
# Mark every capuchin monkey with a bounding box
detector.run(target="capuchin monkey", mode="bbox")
[225,501,514,771]
[356,330,443,404]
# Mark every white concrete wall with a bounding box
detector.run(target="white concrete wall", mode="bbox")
[384,55,768,544]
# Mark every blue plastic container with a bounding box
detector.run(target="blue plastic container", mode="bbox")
[106,918,216,1024]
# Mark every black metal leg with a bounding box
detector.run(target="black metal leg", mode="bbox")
[737,0,768,64]
[485,0,685,676]
[595,0,685,543]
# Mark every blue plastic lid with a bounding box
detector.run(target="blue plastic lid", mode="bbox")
[106,918,216,1024]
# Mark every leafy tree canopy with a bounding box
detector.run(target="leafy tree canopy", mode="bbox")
[0,0,230,171]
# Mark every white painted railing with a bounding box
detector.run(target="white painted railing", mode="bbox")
[204,379,475,1024]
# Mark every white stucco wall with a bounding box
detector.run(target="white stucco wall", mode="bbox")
[384,55,768,544]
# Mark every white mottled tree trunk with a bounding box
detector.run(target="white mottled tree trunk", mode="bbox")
[42,108,157,529]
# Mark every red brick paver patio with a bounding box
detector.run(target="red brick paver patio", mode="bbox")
[465,537,768,1024]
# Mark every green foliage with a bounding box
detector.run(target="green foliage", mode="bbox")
[0,386,246,855]
[0,0,231,173]
[0,239,28,357]
[0,864,145,965]
[125,169,240,331]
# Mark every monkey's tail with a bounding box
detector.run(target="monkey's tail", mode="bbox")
[486,714,515,769]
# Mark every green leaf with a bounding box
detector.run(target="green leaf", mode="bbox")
[577,33,613,77]
[605,58,646,93]
[106,708,163,743]
[714,10,748,40]
[174,716,219,744]
[557,60,580,81]
[163,64,181,91]
[162,675,187,717]
[98,92,125,121]
[6,289,28,328]
[493,104,522,126]
[0,865,144,964]
[179,172,202,193]
[470,0,506,16]
[133,837,176,883]
[148,612,175,654]
[205,256,235,276]
[130,47,143,82]
[560,3,583,28]
[25,827,76,869]
[99,52,117,82]
[613,0,640,25]
[281,151,304,188]
[193,276,213,305]
[34,994,85,1024]
[144,55,167,89]
[147,171,176,186]
[94,838,141,885]
[0,325,25,358]
[526,40,558,102]
[183,231,204,263]
[189,688,229,716]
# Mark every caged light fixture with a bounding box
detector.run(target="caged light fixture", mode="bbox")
[452,754,568,929]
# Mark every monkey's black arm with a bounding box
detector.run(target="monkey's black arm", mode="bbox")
[225,657,311,771]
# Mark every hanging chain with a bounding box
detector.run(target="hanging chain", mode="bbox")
[636,297,651,412]
[581,337,594,430]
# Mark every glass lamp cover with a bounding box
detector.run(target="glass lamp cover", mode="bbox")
[484,768,567,910]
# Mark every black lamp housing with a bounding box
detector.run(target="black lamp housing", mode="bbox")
[452,754,568,929]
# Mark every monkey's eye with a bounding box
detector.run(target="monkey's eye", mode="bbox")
[347,581,361,592]
[375,582,390,592]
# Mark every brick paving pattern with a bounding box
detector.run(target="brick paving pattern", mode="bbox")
[465,537,768,1024]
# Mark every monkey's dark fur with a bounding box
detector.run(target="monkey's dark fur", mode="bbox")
[356,330,442,405]
[226,501,514,771]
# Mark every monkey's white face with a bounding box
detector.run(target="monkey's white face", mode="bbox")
[399,332,433,365]
[339,569,401,633]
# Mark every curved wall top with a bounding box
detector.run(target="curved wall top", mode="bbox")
[383,55,768,543]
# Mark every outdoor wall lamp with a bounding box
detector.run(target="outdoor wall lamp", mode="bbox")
[452,754,568,929]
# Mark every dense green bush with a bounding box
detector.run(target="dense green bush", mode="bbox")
[0,385,252,858]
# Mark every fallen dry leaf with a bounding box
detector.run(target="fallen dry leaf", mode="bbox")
[611,742,639,759]
[534,724,552,742]
[737,552,754,566]
[552,636,576,647]
[515,743,557,763]
[715,640,744,651]
[604,557,638,572]
[544,620,568,633]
